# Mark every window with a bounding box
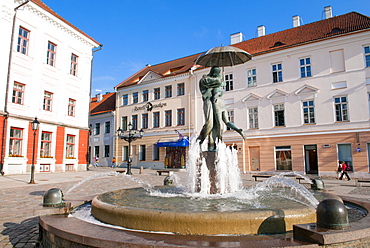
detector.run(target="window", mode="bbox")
[94,146,99,158]
[153,144,159,161]
[132,115,138,130]
[153,112,160,128]
[40,132,52,157]
[142,90,149,102]
[275,146,292,170]
[334,96,348,121]
[300,57,312,78]
[9,127,23,156]
[165,85,172,98]
[133,92,138,103]
[43,91,53,111]
[123,146,128,161]
[302,100,315,124]
[17,27,29,55]
[122,94,128,105]
[122,116,127,131]
[225,74,233,91]
[70,54,78,76]
[104,145,110,157]
[95,123,100,135]
[274,104,285,126]
[365,46,370,67]
[139,145,146,161]
[165,110,172,127]
[248,107,258,129]
[154,88,160,100]
[68,98,76,116]
[247,69,256,87]
[66,135,75,158]
[46,41,57,66]
[177,108,185,126]
[105,121,110,133]
[12,82,24,104]
[142,113,148,129]
[226,110,234,130]
[272,63,283,83]
[177,83,185,96]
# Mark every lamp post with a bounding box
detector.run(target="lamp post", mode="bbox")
[29,117,40,184]
[117,123,144,175]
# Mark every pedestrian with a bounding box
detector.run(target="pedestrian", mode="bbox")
[111,157,116,168]
[336,161,342,179]
[339,161,351,181]
[94,156,99,167]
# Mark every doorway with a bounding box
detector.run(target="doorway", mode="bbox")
[165,147,186,168]
[249,147,260,171]
[304,145,318,174]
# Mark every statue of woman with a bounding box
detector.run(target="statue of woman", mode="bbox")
[197,66,245,151]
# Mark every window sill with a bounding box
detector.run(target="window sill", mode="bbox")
[274,126,286,128]
[302,123,316,126]
[334,120,350,123]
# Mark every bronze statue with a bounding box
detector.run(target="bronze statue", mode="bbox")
[197,66,246,151]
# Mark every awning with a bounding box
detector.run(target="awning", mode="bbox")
[157,139,189,147]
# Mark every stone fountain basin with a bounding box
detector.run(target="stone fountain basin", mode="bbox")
[91,187,322,235]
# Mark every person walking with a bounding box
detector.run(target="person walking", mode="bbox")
[111,157,117,168]
[339,161,351,181]
[336,161,342,179]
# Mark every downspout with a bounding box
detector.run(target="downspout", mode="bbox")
[1,0,30,175]
[87,44,102,169]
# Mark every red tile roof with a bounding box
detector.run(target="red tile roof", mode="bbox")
[90,92,116,115]
[30,0,101,46]
[115,11,370,90]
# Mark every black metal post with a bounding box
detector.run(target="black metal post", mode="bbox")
[29,129,36,184]
[127,138,132,175]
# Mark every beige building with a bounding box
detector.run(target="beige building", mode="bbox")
[115,9,370,178]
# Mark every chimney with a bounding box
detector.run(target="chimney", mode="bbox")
[292,15,301,27]
[230,32,243,45]
[324,6,332,19]
[257,25,265,37]
[96,93,102,102]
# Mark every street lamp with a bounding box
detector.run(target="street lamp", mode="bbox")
[29,117,40,184]
[117,123,144,175]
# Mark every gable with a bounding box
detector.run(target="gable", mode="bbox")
[242,93,262,102]
[267,89,289,99]
[295,85,319,95]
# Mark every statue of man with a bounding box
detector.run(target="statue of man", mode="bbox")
[197,66,246,151]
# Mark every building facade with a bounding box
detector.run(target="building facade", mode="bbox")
[0,0,101,175]
[89,92,116,167]
[115,8,370,179]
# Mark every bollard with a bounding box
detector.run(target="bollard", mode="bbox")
[43,188,64,207]
[311,178,325,190]
[140,166,143,174]
[316,199,349,230]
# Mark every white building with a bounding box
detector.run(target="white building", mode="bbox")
[89,92,116,167]
[115,8,370,178]
[0,0,101,175]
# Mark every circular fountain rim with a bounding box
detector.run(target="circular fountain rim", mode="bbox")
[91,188,317,235]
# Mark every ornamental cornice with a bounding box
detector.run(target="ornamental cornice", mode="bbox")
[24,3,97,48]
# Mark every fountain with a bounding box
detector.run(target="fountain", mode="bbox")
[39,56,370,247]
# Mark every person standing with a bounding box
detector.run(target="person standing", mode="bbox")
[339,161,351,181]
[94,156,99,168]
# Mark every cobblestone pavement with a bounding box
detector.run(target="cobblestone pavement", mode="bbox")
[0,167,369,247]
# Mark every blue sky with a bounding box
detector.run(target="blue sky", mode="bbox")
[41,0,369,96]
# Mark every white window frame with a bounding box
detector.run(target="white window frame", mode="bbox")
[299,57,312,78]
[248,107,258,129]
[334,96,349,122]
[272,63,283,83]
[302,100,315,124]
[247,68,256,87]
[364,45,370,67]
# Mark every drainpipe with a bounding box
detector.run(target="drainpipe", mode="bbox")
[1,0,30,175]
[87,44,103,169]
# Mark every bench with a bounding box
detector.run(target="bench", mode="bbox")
[115,170,126,174]
[156,170,171,176]
[252,175,271,181]
[356,179,370,187]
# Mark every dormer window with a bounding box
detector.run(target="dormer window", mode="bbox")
[164,66,183,75]
[271,41,285,48]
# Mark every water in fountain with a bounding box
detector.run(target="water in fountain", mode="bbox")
[185,138,242,195]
